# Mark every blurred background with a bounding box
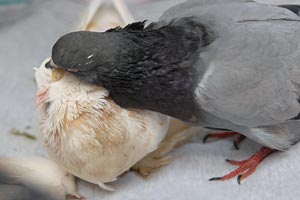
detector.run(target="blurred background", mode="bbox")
[0,0,300,200]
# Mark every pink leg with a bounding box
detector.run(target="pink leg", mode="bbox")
[203,132,239,143]
[203,131,246,150]
[210,147,274,184]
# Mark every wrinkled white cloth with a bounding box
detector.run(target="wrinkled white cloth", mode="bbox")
[0,0,300,199]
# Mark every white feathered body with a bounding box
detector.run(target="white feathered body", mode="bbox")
[35,61,169,185]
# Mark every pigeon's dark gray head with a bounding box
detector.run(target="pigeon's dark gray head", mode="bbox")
[48,31,121,74]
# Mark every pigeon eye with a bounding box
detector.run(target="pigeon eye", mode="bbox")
[45,61,54,69]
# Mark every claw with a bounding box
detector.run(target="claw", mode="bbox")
[209,147,274,184]
[237,175,243,185]
[233,141,240,150]
[203,132,238,143]
[225,159,247,166]
[209,177,223,181]
[203,134,212,143]
[232,135,246,150]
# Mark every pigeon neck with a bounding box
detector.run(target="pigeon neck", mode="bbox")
[97,19,212,121]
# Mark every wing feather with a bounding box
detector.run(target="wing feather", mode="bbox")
[196,22,300,127]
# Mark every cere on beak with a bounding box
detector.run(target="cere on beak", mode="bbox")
[45,58,79,73]
[66,68,79,72]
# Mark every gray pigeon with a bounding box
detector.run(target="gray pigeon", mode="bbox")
[46,0,300,183]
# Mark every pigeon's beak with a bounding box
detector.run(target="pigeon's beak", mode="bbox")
[45,60,54,69]
[66,68,79,72]
[52,68,65,82]
[45,59,79,73]
[36,89,49,107]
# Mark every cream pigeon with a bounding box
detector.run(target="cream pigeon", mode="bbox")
[35,59,197,191]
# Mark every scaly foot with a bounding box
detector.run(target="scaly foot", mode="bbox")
[209,147,274,184]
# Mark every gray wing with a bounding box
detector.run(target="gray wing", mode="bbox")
[159,0,300,23]
[196,21,300,128]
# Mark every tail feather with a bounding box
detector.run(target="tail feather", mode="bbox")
[243,123,300,151]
